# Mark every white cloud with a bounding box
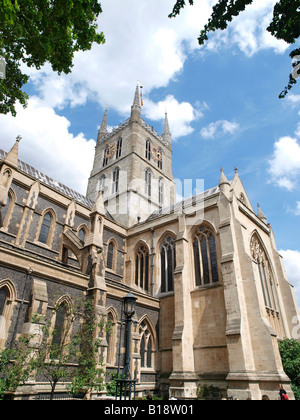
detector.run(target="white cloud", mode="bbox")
[200,120,240,139]
[0,97,95,195]
[26,0,212,116]
[286,94,300,108]
[144,95,205,139]
[268,136,300,191]
[208,0,288,56]
[25,0,288,115]
[0,0,292,195]
[279,250,300,307]
[295,202,300,216]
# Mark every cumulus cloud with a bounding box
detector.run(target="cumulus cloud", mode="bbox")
[0,97,95,195]
[144,95,205,139]
[285,94,300,108]
[200,120,240,139]
[268,136,300,191]
[295,202,300,216]
[25,0,288,115]
[0,0,292,194]
[207,0,288,56]
[279,250,300,306]
[26,0,212,115]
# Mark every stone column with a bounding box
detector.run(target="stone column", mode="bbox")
[169,215,198,399]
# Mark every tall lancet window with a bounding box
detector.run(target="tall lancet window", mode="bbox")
[116,137,123,159]
[112,167,120,194]
[98,175,106,193]
[145,139,151,161]
[135,244,149,293]
[250,233,283,338]
[158,178,164,206]
[139,320,154,369]
[250,234,279,312]
[103,145,109,167]
[52,302,67,347]
[38,212,52,245]
[2,194,10,222]
[0,287,7,317]
[193,226,219,287]
[145,168,152,197]
[160,236,176,293]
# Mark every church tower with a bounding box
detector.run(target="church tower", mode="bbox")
[86,85,175,227]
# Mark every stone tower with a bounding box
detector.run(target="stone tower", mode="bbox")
[86,85,175,227]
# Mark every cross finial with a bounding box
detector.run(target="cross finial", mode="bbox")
[16,135,22,143]
[234,167,238,174]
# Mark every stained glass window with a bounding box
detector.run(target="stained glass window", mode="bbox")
[193,226,219,286]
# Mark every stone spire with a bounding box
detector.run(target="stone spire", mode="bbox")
[257,203,267,224]
[131,84,141,122]
[219,167,230,195]
[97,107,108,143]
[163,112,172,145]
[3,135,21,168]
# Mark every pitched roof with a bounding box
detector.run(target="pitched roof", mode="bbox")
[0,149,93,208]
[147,186,220,221]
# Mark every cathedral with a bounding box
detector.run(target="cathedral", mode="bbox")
[0,85,299,400]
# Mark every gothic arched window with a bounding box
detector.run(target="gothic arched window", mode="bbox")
[160,236,176,293]
[1,190,15,230]
[112,167,120,194]
[0,280,16,346]
[116,137,123,159]
[158,178,164,206]
[98,175,106,193]
[38,212,52,245]
[139,320,154,369]
[145,139,151,161]
[2,194,10,223]
[78,228,86,242]
[250,234,279,311]
[106,241,115,270]
[106,311,117,365]
[103,145,109,167]
[0,287,7,317]
[145,168,152,197]
[53,302,67,347]
[135,244,149,293]
[193,226,219,287]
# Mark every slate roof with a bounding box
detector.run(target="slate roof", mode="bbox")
[0,149,93,208]
[147,186,220,221]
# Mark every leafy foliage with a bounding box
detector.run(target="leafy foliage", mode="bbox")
[169,0,300,97]
[168,0,195,18]
[0,336,35,400]
[278,339,300,386]
[0,0,105,116]
[33,297,107,400]
[278,338,300,400]
[68,298,108,396]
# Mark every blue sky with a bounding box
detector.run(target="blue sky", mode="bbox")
[0,0,300,303]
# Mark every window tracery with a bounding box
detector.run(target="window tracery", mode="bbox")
[135,244,150,293]
[139,320,154,369]
[193,225,219,287]
[160,236,176,293]
[250,234,278,312]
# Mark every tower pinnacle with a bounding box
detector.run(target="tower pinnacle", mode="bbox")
[163,112,172,145]
[97,107,108,143]
[131,85,141,122]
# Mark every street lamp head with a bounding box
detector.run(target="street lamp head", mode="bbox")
[123,292,137,318]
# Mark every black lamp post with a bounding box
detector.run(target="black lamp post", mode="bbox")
[116,292,137,400]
